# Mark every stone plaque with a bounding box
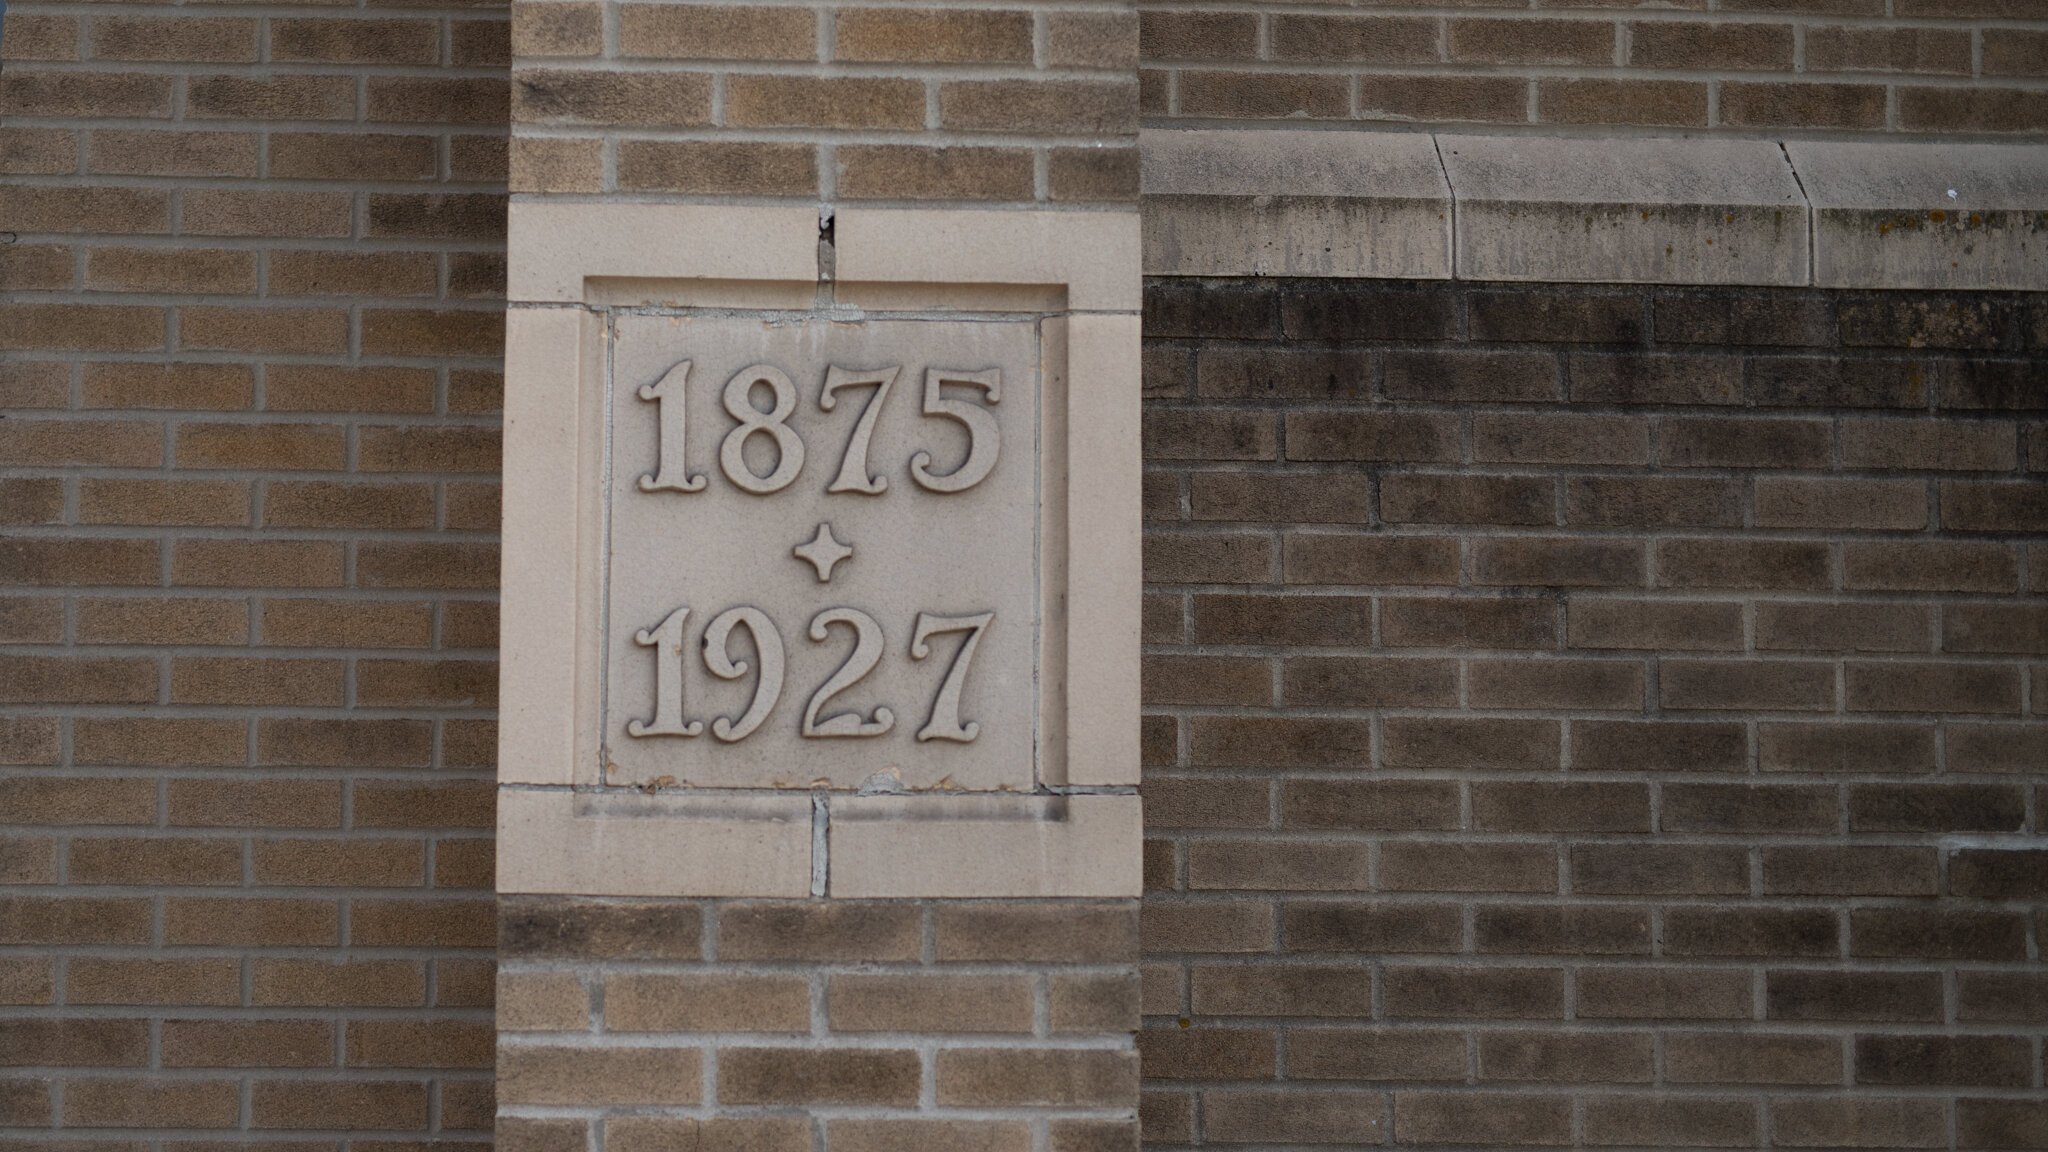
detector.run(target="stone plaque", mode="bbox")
[603,313,1044,792]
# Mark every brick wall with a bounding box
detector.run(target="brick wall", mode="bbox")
[1137,277,2048,1150]
[0,0,508,1142]
[509,0,1140,201]
[496,898,1139,1151]
[1137,3,2048,136]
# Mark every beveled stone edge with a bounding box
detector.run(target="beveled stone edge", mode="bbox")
[1140,128,2048,291]
[498,789,814,897]
[829,794,1142,898]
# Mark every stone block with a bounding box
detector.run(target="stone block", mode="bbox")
[1789,140,2048,289]
[1440,134,1808,285]
[1141,129,1451,278]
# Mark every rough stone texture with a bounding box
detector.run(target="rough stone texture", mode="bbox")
[497,898,1140,1144]
[1139,276,2048,1151]
[1139,7,2048,138]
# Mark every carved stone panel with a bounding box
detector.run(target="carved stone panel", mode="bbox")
[603,313,1044,792]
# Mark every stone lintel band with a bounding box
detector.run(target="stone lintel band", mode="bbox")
[1141,128,2048,291]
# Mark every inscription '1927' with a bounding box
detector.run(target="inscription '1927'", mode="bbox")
[628,605,993,745]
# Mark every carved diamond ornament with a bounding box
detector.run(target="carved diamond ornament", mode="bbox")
[793,523,853,582]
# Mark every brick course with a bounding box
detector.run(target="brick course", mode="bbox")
[510,0,1141,199]
[1139,277,2048,1150]
[1139,5,2048,136]
[497,898,1140,1149]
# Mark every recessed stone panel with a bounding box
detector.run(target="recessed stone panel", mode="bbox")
[603,313,1046,792]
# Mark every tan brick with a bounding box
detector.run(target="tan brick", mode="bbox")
[936,902,1138,962]
[260,597,431,648]
[1,71,173,118]
[1540,78,1709,127]
[1,14,80,60]
[355,779,493,827]
[619,3,813,59]
[1358,74,1531,123]
[829,973,1034,1033]
[360,309,502,358]
[513,0,603,55]
[271,16,437,63]
[91,15,258,61]
[88,129,259,178]
[250,1079,429,1130]
[1811,25,1971,73]
[609,1117,810,1152]
[259,718,429,769]
[0,127,80,176]
[715,901,918,961]
[186,190,352,237]
[68,958,241,1006]
[1722,80,1887,128]
[265,364,435,413]
[346,1019,493,1068]
[498,1044,701,1105]
[163,1019,334,1068]
[0,304,166,352]
[0,895,152,945]
[0,417,161,467]
[0,655,155,705]
[937,1047,1140,1107]
[368,76,508,124]
[351,898,496,947]
[1177,70,1348,119]
[269,131,438,180]
[828,1119,1031,1152]
[605,973,810,1032]
[0,245,72,293]
[837,8,1030,63]
[252,838,424,887]
[357,540,499,588]
[254,958,424,1007]
[262,480,434,530]
[350,658,488,708]
[63,1078,241,1128]
[498,970,588,1031]
[512,69,708,125]
[180,306,349,355]
[69,836,242,886]
[2,538,161,587]
[1,776,154,830]
[173,539,345,587]
[1451,17,1613,64]
[616,139,817,196]
[728,75,922,129]
[1047,10,1136,69]
[501,896,702,959]
[511,135,604,193]
[268,250,436,297]
[81,361,250,410]
[169,780,340,831]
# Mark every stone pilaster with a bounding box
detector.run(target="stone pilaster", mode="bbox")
[497,0,1144,1144]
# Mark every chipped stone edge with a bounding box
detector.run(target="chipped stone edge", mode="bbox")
[1140,128,2048,291]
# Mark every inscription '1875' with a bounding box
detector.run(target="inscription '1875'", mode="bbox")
[638,360,1001,497]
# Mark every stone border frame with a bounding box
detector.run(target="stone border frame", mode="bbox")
[497,204,1142,899]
